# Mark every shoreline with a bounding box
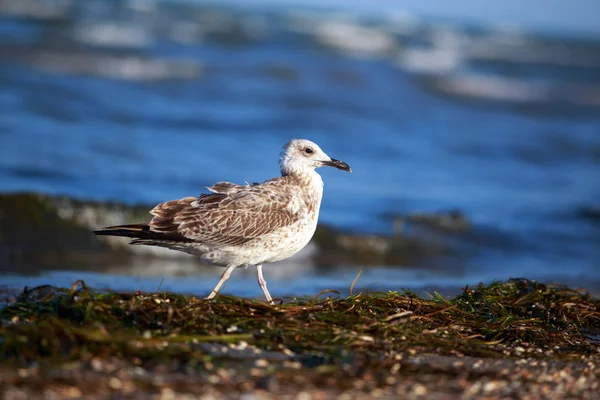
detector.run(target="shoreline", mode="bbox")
[0,279,598,398]
[0,191,473,271]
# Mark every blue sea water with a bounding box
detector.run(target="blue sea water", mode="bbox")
[0,0,599,296]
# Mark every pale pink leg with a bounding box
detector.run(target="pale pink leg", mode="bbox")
[205,265,237,299]
[256,264,273,304]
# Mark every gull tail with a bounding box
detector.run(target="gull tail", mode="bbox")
[93,224,192,243]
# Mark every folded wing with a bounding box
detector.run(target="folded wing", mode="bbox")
[94,178,303,247]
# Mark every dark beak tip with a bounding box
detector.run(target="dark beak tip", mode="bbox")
[325,158,352,172]
[339,162,352,173]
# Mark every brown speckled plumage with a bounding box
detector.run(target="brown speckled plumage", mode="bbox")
[141,176,315,247]
[94,139,351,303]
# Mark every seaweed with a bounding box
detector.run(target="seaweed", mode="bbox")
[1,278,598,369]
[1,278,599,397]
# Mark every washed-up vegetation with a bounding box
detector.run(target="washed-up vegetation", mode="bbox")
[1,278,599,398]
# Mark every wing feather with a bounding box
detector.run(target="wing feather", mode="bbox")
[148,178,304,246]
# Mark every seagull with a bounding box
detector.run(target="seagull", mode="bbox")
[94,139,351,303]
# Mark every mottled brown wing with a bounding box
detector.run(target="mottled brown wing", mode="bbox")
[207,181,261,194]
[207,181,246,194]
[148,178,303,246]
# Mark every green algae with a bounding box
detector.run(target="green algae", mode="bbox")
[1,279,598,369]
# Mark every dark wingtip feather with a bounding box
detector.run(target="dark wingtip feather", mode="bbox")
[93,224,149,237]
[93,224,192,243]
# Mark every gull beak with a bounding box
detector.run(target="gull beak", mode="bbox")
[322,158,352,172]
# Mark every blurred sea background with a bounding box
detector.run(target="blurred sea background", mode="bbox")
[0,0,599,299]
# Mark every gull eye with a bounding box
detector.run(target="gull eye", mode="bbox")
[304,148,313,155]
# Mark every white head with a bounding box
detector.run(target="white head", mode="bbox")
[279,139,351,176]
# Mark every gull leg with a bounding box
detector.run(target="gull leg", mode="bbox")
[205,265,237,300]
[256,264,273,304]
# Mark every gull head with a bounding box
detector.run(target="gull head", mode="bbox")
[280,139,351,176]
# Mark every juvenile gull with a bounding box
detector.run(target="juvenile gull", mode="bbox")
[94,139,351,303]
